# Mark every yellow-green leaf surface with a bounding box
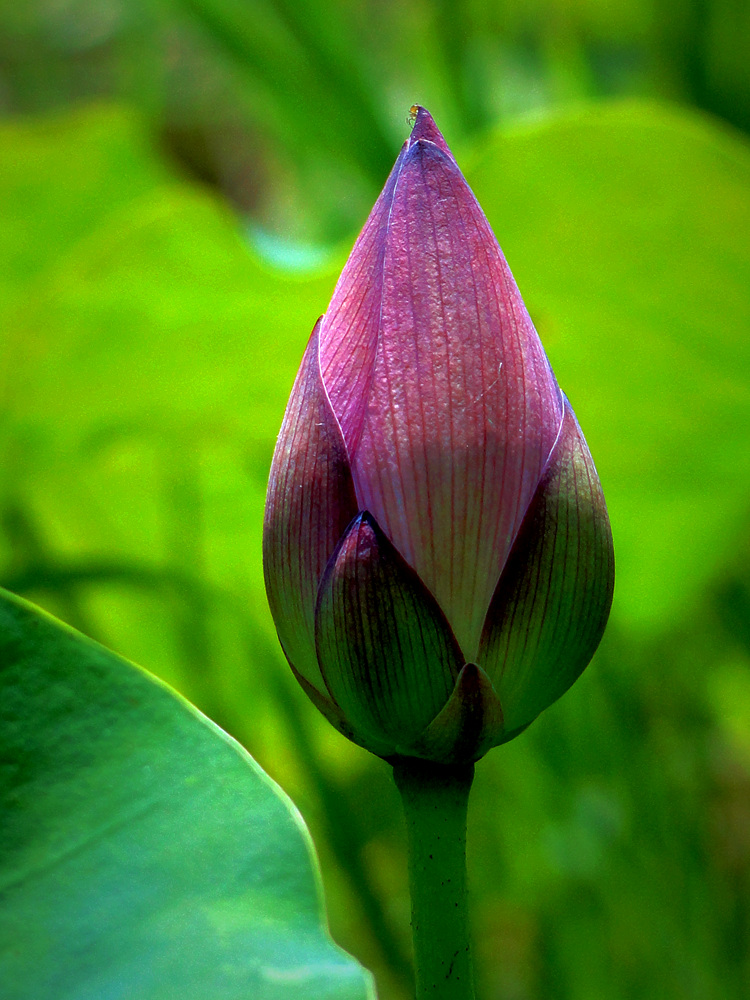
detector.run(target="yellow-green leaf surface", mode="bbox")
[466,101,750,631]
[0,105,172,311]
[0,104,335,696]
[0,589,375,1000]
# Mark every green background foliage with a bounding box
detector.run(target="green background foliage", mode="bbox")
[2,4,750,999]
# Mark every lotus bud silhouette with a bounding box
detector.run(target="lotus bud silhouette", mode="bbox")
[264,107,614,764]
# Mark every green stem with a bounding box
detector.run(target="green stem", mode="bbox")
[393,758,476,1000]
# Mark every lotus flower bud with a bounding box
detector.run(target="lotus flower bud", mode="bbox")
[264,107,613,764]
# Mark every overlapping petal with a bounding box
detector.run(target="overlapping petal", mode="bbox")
[263,320,359,693]
[319,140,410,455]
[411,662,505,764]
[315,511,464,755]
[320,107,563,660]
[477,397,615,734]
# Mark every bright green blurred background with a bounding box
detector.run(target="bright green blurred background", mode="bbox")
[2,2,750,999]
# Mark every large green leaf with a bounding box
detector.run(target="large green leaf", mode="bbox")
[0,588,374,1000]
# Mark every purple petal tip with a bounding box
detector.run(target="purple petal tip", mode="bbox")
[408,105,453,159]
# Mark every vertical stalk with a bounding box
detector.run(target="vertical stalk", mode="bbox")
[393,758,476,1000]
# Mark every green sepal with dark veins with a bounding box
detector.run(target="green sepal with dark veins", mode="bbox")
[406,662,505,764]
[315,511,464,757]
[478,396,615,736]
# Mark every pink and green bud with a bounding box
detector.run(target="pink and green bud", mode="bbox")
[263,107,614,764]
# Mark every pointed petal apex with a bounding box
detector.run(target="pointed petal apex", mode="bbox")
[315,512,463,756]
[408,662,505,764]
[408,106,454,159]
[263,320,359,693]
[478,397,615,733]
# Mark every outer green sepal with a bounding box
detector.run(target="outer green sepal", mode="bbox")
[315,512,464,757]
[407,662,505,764]
[478,396,615,735]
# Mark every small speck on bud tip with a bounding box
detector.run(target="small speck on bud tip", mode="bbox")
[406,105,454,158]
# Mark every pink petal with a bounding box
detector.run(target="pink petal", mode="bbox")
[263,319,359,694]
[322,109,564,660]
[319,139,410,456]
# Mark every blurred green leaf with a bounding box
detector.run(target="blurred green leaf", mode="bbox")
[176,0,395,182]
[0,104,172,306]
[0,103,335,691]
[0,587,375,1000]
[466,101,750,632]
